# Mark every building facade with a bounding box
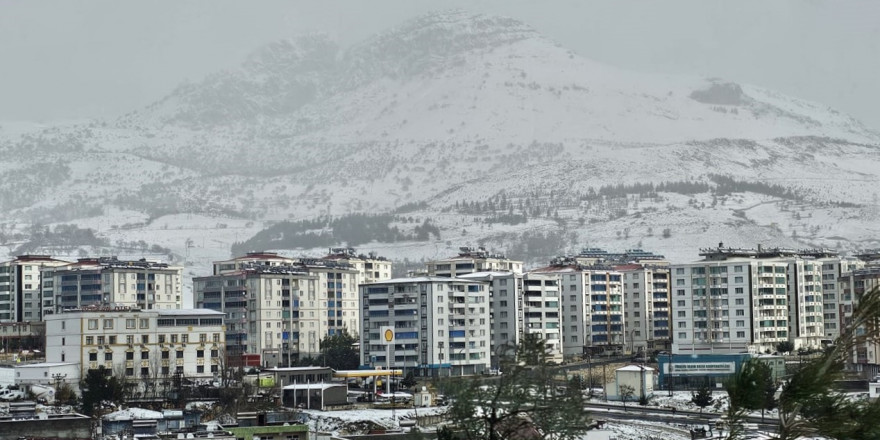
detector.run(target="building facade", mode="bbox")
[44,307,225,389]
[195,264,318,366]
[44,257,183,313]
[532,258,625,358]
[424,247,523,277]
[198,250,388,365]
[620,264,672,354]
[0,255,70,322]
[359,277,491,376]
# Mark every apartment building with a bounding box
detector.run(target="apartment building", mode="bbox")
[0,255,70,322]
[359,277,490,377]
[818,256,865,340]
[199,250,386,365]
[424,247,523,277]
[671,245,858,355]
[837,265,880,377]
[620,264,672,354]
[532,258,625,358]
[323,247,392,285]
[44,307,225,389]
[45,257,183,313]
[194,263,318,367]
[458,271,563,367]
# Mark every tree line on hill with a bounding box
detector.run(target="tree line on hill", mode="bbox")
[232,213,441,255]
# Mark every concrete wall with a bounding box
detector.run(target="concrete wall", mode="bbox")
[0,415,91,440]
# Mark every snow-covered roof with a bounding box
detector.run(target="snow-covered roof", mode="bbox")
[104,407,164,421]
[617,365,656,372]
[457,271,516,279]
[282,383,345,390]
[157,309,224,316]
[14,362,79,369]
[264,366,330,372]
[366,276,487,284]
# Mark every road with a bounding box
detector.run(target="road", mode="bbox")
[584,402,779,436]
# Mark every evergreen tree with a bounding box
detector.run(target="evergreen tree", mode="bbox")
[691,384,714,413]
[443,336,590,440]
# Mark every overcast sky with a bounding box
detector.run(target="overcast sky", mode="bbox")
[1,0,878,129]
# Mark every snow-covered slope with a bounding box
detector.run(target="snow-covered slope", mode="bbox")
[0,10,878,298]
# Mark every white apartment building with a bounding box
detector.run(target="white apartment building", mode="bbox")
[819,256,865,340]
[620,264,672,354]
[671,245,856,355]
[359,277,490,377]
[424,247,523,277]
[324,247,393,285]
[194,264,318,367]
[532,258,625,359]
[201,251,385,365]
[44,307,225,389]
[837,265,880,377]
[459,272,563,367]
[672,255,786,355]
[0,255,70,322]
[44,257,183,313]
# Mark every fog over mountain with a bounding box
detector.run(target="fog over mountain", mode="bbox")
[0,5,878,302]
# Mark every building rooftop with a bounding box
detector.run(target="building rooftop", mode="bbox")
[158,309,225,317]
[365,276,487,285]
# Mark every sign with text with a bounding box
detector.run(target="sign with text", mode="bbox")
[666,361,735,376]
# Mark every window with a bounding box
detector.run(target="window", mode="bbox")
[677,300,686,306]
[126,368,134,377]
[678,322,687,328]
[199,334,207,343]
[103,319,113,329]
[88,319,98,330]
[105,352,113,361]
[126,352,134,360]
[86,336,94,345]
[735,298,744,305]
[677,311,686,317]
[678,332,687,339]
[142,335,149,344]
[162,351,170,359]
[197,365,205,373]
[126,335,134,344]
[176,351,183,359]
[141,351,149,360]
[676,268,684,275]
[736,331,745,338]
[89,352,97,361]
[734,276,743,283]
[197,350,204,358]
[736,310,744,316]
[159,335,166,343]
[734,266,743,272]
[126,318,136,329]
[140,318,149,329]
[213,333,220,343]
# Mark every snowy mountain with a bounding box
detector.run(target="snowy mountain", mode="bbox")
[0,10,878,298]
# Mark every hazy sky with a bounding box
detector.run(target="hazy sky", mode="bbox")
[2,0,878,129]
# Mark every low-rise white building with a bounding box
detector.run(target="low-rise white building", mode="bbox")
[44,307,225,389]
[14,362,81,391]
[607,365,655,401]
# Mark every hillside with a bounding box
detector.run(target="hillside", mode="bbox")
[0,10,878,299]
